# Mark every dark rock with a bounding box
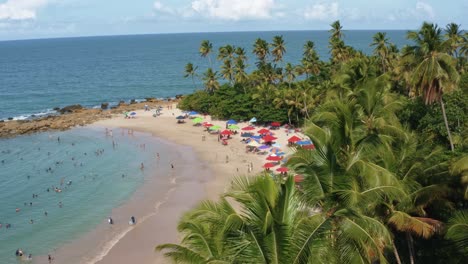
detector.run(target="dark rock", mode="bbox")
[118,100,126,106]
[145,97,157,102]
[53,107,60,111]
[175,94,184,99]
[101,103,109,109]
[0,120,4,122]
[8,117,13,120]
[110,106,118,109]
[130,99,136,104]
[59,104,84,114]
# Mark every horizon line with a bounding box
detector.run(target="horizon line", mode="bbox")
[0,28,415,43]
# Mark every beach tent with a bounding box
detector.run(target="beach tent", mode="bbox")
[188,111,199,115]
[228,125,239,130]
[257,128,270,134]
[226,119,237,125]
[287,135,301,143]
[266,155,282,161]
[296,140,313,145]
[249,117,257,123]
[250,135,262,140]
[241,126,255,131]
[192,117,203,123]
[130,112,136,116]
[270,122,281,127]
[276,167,289,173]
[262,135,277,142]
[263,162,277,168]
[209,125,221,130]
[220,130,233,135]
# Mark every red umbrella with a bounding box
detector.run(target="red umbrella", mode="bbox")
[257,128,270,134]
[276,167,289,173]
[242,126,255,131]
[287,135,301,143]
[271,122,281,127]
[220,130,233,135]
[302,144,315,150]
[203,122,213,127]
[266,155,282,161]
[294,174,304,183]
[262,135,277,142]
[263,162,277,168]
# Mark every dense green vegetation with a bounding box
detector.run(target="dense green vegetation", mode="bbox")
[160,21,468,263]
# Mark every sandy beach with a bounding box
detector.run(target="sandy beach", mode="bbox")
[33,103,304,264]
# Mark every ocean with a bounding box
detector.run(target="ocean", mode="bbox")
[0,30,409,121]
[0,30,409,263]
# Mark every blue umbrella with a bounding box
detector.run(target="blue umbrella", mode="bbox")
[188,111,199,115]
[176,115,185,120]
[226,119,237,125]
[296,140,312,145]
[258,145,270,150]
[250,135,262,140]
[130,112,136,116]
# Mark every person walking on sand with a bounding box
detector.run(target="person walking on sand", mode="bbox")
[140,163,144,170]
[48,254,53,263]
[108,217,113,225]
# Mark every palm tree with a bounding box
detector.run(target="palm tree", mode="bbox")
[371,32,390,73]
[445,210,468,255]
[217,44,235,61]
[329,20,343,41]
[235,47,247,62]
[202,68,220,94]
[199,40,213,67]
[298,41,321,78]
[284,63,296,88]
[271,35,286,63]
[220,59,234,84]
[405,22,460,151]
[253,38,270,66]
[445,23,466,72]
[183,62,198,89]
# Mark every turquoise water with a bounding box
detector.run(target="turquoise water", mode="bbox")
[0,31,409,120]
[0,127,166,263]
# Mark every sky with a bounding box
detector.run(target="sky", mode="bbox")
[0,0,466,40]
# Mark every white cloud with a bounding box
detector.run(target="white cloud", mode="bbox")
[153,1,175,15]
[303,2,339,21]
[190,0,277,20]
[0,0,51,20]
[415,1,434,19]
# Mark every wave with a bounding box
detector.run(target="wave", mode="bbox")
[3,109,58,121]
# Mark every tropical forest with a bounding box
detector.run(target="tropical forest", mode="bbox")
[157,21,468,264]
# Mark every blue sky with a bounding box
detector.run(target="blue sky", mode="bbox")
[0,0,466,40]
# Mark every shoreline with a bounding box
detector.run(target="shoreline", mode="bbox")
[33,103,269,263]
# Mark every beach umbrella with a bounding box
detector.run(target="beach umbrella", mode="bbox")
[176,115,185,120]
[258,145,270,150]
[296,140,312,145]
[241,126,255,131]
[262,135,277,142]
[130,112,136,116]
[220,130,233,135]
[192,117,203,123]
[266,155,282,161]
[250,135,262,140]
[228,125,239,130]
[270,122,281,127]
[287,135,301,143]
[188,111,199,115]
[294,175,304,183]
[276,167,289,173]
[247,141,260,147]
[302,144,315,150]
[249,117,257,123]
[226,119,237,125]
[272,143,281,148]
[203,122,213,127]
[209,125,221,130]
[270,147,281,153]
[241,132,253,138]
[263,162,277,168]
[257,128,270,134]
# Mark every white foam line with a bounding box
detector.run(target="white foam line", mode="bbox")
[85,187,177,264]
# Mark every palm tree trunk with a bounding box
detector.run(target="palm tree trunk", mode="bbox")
[191,76,196,90]
[406,233,415,264]
[392,240,402,264]
[440,98,455,151]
